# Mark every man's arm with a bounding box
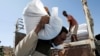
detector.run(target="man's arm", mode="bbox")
[15,15,49,56]
[69,21,71,32]
[68,17,72,32]
[35,15,49,34]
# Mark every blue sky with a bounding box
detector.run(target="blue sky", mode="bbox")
[0,0,100,47]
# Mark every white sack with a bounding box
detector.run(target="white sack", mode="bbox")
[77,30,88,37]
[38,7,62,40]
[78,23,87,30]
[64,23,89,42]
[77,23,88,39]
[23,0,48,34]
[23,0,62,40]
[23,0,47,17]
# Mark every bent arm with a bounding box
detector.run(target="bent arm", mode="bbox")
[15,30,38,56]
[68,15,73,32]
[68,18,72,32]
[15,15,49,56]
[35,15,49,34]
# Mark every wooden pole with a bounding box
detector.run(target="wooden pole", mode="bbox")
[81,0,94,39]
[81,0,95,56]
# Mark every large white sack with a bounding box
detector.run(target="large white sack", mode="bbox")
[23,0,47,17]
[77,23,88,38]
[78,23,87,30]
[23,0,48,34]
[38,7,63,40]
[64,30,89,43]
[64,24,89,42]
[23,0,62,40]
[77,30,88,37]
[67,23,87,31]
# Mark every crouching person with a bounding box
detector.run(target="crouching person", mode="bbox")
[15,15,68,56]
[36,26,68,56]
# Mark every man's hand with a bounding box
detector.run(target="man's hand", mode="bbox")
[40,15,49,24]
[35,15,49,34]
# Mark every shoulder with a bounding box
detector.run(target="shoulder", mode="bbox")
[68,15,73,18]
[67,15,73,20]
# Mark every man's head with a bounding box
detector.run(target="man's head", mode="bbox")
[95,34,100,40]
[62,10,68,17]
[51,26,68,46]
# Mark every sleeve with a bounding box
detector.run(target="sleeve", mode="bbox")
[15,30,38,56]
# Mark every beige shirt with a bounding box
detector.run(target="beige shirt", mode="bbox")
[15,29,38,56]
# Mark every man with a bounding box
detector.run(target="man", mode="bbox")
[62,10,78,42]
[95,34,100,56]
[51,26,68,46]
[15,15,68,56]
[15,15,50,56]
[36,26,68,56]
[15,0,68,55]
[35,7,68,55]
